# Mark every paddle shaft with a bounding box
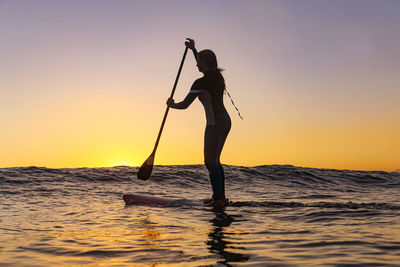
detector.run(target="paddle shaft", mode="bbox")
[151,46,189,155]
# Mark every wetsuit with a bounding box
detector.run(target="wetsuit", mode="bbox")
[170,49,231,200]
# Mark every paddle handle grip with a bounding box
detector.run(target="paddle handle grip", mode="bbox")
[152,46,189,154]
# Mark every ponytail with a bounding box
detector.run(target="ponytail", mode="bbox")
[214,67,226,90]
[215,68,243,120]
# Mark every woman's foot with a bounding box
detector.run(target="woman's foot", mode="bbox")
[204,197,229,209]
[213,198,227,209]
[203,198,214,205]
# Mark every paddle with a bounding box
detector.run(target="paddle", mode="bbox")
[137,46,189,180]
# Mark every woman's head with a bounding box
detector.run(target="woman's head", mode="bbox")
[197,49,218,72]
[197,49,225,89]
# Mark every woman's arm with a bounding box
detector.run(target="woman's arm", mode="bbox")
[167,92,198,110]
[185,38,198,61]
[192,48,198,60]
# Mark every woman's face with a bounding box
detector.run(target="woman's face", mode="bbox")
[196,56,208,73]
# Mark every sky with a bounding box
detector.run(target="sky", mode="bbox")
[1,0,399,171]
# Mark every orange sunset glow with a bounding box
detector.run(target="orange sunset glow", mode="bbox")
[1,1,399,171]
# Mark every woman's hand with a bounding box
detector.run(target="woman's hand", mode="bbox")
[185,38,195,50]
[166,98,175,107]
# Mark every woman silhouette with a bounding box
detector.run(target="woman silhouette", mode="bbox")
[167,38,231,209]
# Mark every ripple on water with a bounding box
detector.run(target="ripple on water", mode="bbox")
[1,165,400,265]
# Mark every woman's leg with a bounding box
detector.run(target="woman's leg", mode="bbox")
[216,114,231,194]
[204,114,231,200]
[204,125,224,199]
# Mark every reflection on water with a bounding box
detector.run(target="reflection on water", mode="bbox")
[138,214,162,243]
[207,210,250,266]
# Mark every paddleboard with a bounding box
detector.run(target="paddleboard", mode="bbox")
[123,193,176,206]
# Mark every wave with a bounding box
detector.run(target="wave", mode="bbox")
[1,165,400,188]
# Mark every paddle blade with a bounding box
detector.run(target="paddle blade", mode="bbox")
[137,154,154,180]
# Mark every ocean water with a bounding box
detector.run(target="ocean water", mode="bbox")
[1,164,400,266]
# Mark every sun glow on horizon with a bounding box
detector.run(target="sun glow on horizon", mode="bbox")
[107,159,139,167]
